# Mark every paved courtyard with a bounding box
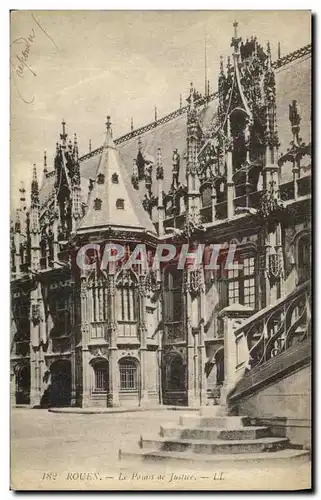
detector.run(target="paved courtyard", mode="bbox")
[11,408,311,491]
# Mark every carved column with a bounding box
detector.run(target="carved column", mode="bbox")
[226,117,235,219]
[10,367,15,406]
[30,284,42,407]
[198,269,207,406]
[80,277,91,407]
[211,182,216,222]
[70,282,76,406]
[184,269,198,407]
[139,275,149,405]
[108,274,119,407]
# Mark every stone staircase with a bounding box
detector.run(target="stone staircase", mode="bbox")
[119,408,310,470]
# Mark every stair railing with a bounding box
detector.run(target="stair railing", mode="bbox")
[234,280,311,374]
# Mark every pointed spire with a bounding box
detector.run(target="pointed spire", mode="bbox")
[220,55,224,76]
[31,164,39,207]
[278,42,281,59]
[154,106,158,122]
[131,117,134,132]
[189,82,195,110]
[19,181,26,210]
[267,41,272,70]
[77,117,155,235]
[73,132,79,161]
[106,115,111,132]
[15,208,21,233]
[156,148,164,180]
[204,28,208,97]
[103,115,115,149]
[138,136,142,153]
[227,56,232,73]
[180,94,182,109]
[89,139,92,153]
[43,150,48,175]
[131,158,139,190]
[231,20,241,54]
[60,119,67,148]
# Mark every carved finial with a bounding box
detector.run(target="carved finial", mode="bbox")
[43,150,48,174]
[154,106,158,122]
[73,133,79,160]
[31,164,39,206]
[106,115,111,132]
[278,42,281,59]
[172,148,180,188]
[60,119,67,148]
[231,20,241,53]
[267,41,272,69]
[190,82,195,108]
[89,139,92,153]
[220,55,224,75]
[131,117,134,132]
[289,100,301,144]
[180,94,182,109]
[138,136,142,152]
[15,208,21,233]
[156,148,164,180]
[131,159,139,190]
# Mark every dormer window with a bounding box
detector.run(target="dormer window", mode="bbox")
[112,173,119,184]
[94,198,102,210]
[116,198,124,210]
[97,173,105,184]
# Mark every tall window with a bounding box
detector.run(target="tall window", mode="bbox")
[119,358,138,391]
[92,359,108,392]
[164,268,183,322]
[90,278,108,323]
[297,234,311,284]
[50,289,71,336]
[221,254,256,309]
[117,287,137,322]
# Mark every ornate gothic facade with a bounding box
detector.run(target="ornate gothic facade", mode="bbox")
[10,24,311,409]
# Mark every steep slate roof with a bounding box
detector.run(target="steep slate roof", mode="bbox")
[77,118,156,235]
[39,46,311,215]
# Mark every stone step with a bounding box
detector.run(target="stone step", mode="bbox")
[159,424,270,441]
[120,448,310,470]
[139,435,289,454]
[178,415,251,429]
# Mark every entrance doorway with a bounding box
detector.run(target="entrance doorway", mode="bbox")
[15,364,30,405]
[49,359,71,407]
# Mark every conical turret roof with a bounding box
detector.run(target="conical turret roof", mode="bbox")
[77,117,156,235]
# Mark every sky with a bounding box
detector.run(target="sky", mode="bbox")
[10,10,311,209]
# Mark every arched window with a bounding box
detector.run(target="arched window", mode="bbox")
[297,233,311,284]
[164,268,183,322]
[119,357,138,392]
[92,359,108,393]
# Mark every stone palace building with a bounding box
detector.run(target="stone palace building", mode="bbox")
[11,23,311,443]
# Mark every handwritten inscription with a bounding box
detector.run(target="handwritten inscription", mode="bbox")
[11,29,37,79]
[10,14,58,104]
